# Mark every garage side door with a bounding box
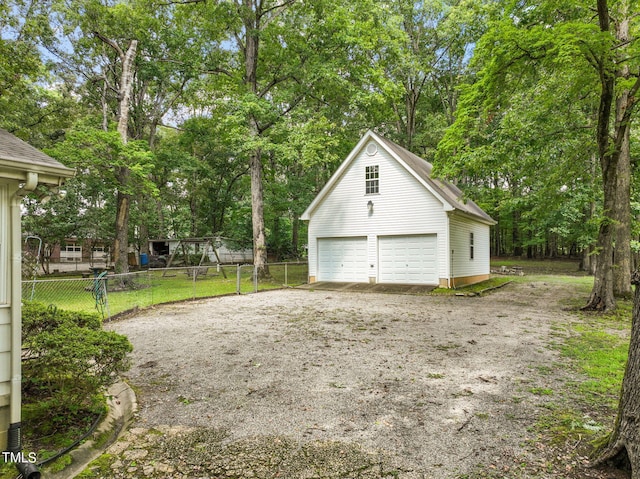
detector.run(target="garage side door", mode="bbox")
[378,235,438,284]
[317,237,368,282]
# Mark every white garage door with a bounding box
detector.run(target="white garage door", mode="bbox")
[317,237,368,282]
[378,235,438,284]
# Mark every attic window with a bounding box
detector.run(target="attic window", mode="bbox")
[366,165,379,194]
[366,142,378,156]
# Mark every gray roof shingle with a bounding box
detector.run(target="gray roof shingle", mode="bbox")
[0,128,73,176]
[375,133,495,224]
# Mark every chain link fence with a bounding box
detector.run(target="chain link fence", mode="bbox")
[22,262,308,319]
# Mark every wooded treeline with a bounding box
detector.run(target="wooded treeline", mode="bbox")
[2,0,638,276]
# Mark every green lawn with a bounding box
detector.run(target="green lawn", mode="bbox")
[25,260,596,317]
[23,263,308,318]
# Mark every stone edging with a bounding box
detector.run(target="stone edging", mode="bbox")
[46,381,137,479]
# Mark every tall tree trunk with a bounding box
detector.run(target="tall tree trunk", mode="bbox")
[612,11,632,298]
[613,135,632,297]
[585,149,618,311]
[113,174,131,275]
[113,40,137,275]
[117,40,137,142]
[244,2,269,276]
[96,34,138,275]
[250,141,269,275]
[594,270,640,478]
[584,0,626,311]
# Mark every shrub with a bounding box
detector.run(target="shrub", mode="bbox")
[22,302,102,338]
[21,301,132,448]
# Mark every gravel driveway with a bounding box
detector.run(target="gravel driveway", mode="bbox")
[103,282,579,478]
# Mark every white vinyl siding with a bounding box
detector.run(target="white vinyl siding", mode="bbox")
[378,235,438,284]
[317,237,368,282]
[307,140,448,281]
[449,215,490,278]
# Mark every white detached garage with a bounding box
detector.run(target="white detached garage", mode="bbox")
[301,130,496,288]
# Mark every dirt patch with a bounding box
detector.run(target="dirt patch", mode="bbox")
[98,282,613,478]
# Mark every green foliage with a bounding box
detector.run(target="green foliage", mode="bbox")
[9,0,635,264]
[21,301,132,449]
[434,0,632,257]
[22,302,102,337]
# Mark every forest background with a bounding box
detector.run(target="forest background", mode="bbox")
[2,0,639,289]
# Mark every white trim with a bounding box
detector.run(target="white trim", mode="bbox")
[0,185,6,305]
[366,131,453,211]
[301,130,456,220]
[301,133,373,220]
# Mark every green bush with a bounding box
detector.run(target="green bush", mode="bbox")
[21,301,132,449]
[22,302,102,338]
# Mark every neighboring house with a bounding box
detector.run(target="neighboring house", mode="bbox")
[49,238,110,263]
[301,130,496,288]
[149,237,253,264]
[0,129,73,468]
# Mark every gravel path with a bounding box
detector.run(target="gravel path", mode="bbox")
[102,282,581,478]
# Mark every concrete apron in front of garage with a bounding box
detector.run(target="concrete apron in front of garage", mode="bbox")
[297,282,437,294]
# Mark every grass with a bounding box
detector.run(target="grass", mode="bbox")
[431,276,513,295]
[24,263,308,317]
[491,257,587,276]
[532,293,631,452]
[560,303,631,407]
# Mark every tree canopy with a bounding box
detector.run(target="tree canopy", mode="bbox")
[2,0,637,284]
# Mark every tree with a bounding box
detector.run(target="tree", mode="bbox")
[594,269,640,477]
[437,0,639,304]
[0,1,78,142]
[437,41,599,259]
[380,0,488,153]
[184,0,393,273]
[584,0,639,310]
[95,31,138,274]
[47,123,156,270]
[40,0,203,273]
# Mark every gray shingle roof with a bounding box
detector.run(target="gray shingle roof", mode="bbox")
[0,128,74,177]
[375,133,496,224]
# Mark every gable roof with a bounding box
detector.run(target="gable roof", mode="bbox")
[301,130,496,225]
[0,128,74,185]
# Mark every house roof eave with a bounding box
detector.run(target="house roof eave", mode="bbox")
[0,160,74,186]
[448,209,497,226]
[300,131,376,220]
[0,129,74,184]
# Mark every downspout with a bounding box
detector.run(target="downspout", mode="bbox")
[447,213,455,289]
[8,172,41,479]
[450,249,455,290]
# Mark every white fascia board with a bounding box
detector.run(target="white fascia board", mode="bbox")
[300,130,375,221]
[448,209,497,226]
[0,160,74,185]
[367,130,454,212]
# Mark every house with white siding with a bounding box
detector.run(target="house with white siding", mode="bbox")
[301,130,496,288]
[0,129,73,468]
